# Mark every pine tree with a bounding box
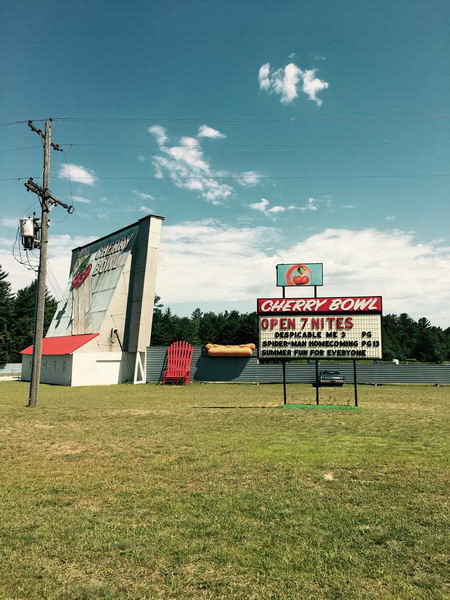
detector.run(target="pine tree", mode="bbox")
[10,281,57,362]
[0,266,14,364]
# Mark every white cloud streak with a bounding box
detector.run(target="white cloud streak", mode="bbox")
[149,125,233,204]
[133,190,155,201]
[250,197,321,217]
[1,218,18,227]
[58,164,97,185]
[258,61,329,106]
[238,171,261,186]
[71,195,91,204]
[197,125,226,139]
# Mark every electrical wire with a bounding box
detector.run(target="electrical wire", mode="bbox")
[47,263,65,302]
[50,114,450,123]
[2,114,450,127]
[49,145,75,225]
[0,119,47,127]
[2,173,450,183]
[2,138,450,153]
[0,146,41,153]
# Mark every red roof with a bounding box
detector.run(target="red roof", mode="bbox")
[21,334,99,356]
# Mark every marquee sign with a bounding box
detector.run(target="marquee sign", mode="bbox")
[257,296,383,360]
[258,296,382,314]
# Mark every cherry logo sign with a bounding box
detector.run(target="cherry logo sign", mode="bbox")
[286,264,312,286]
[71,257,92,289]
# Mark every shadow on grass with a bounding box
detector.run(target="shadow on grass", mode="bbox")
[194,404,361,410]
[193,406,281,409]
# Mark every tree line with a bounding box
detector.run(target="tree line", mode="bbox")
[151,298,450,363]
[0,266,56,363]
[1,266,449,364]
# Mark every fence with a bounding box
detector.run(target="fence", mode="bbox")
[146,347,450,385]
[0,363,21,375]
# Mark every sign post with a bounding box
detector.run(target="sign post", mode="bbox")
[353,359,358,407]
[277,263,323,403]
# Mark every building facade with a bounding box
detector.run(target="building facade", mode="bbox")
[21,214,164,386]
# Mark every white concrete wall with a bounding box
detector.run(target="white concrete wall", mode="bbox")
[21,349,135,387]
[71,352,134,386]
[136,217,162,352]
[95,253,133,353]
[21,355,73,385]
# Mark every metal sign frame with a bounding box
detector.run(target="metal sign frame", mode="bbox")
[276,262,324,288]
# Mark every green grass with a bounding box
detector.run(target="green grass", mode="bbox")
[0,382,448,600]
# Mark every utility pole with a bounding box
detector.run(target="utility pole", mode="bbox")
[25,119,73,407]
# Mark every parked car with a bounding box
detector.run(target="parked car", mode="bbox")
[317,369,345,386]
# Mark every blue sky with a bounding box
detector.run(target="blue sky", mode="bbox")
[1,0,449,325]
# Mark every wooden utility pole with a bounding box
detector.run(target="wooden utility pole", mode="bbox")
[25,119,73,407]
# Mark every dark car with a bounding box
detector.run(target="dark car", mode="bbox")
[317,369,345,386]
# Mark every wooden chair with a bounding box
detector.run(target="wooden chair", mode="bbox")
[162,341,194,384]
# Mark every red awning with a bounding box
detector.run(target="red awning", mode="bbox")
[21,334,99,356]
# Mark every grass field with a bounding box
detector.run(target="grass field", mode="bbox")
[0,382,448,600]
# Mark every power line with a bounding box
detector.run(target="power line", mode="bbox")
[1,139,449,155]
[0,119,47,127]
[57,139,450,149]
[0,146,42,153]
[2,114,450,127]
[2,173,450,183]
[50,114,450,123]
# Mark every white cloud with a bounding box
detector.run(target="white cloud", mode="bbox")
[156,222,450,327]
[258,63,271,90]
[137,155,146,163]
[267,205,286,214]
[280,228,450,325]
[138,205,153,213]
[238,171,261,186]
[148,125,168,146]
[0,233,93,296]
[197,125,226,139]
[2,223,449,328]
[301,68,329,106]
[344,204,356,209]
[249,198,270,213]
[258,61,329,106]
[58,164,97,186]
[71,195,91,204]
[133,190,154,201]
[1,218,18,227]
[157,220,279,302]
[287,197,320,212]
[386,215,396,221]
[252,197,321,217]
[273,63,302,104]
[149,125,233,204]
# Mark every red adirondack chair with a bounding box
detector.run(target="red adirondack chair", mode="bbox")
[162,341,194,384]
